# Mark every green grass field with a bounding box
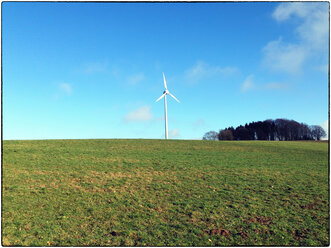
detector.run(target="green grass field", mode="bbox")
[2,139,329,246]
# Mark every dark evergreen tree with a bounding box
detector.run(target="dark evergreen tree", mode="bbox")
[219,129,234,140]
[203,118,324,141]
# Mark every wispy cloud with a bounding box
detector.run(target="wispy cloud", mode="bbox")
[241,75,255,92]
[264,82,289,90]
[81,61,108,74]
[127,73,145,85]
[241,75,289,92]
[262,38,306,75]
[53,82,72,100]
[59,83,72,94]
[169,128,180,138]
[185,61,239,84]
[262,2,328,75]
[273,2,328,50]
[193,118,205,129]
[320,120,328,139]
[272,2,310,21]
[123,105,153,123]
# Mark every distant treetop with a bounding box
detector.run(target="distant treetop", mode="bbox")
[203,119,327,141]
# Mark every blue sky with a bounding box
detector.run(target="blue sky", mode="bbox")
[3,2,329,140]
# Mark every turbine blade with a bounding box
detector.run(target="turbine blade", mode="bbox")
[168,92,180,103]
[155,93,166,102]
[163,72,168,90]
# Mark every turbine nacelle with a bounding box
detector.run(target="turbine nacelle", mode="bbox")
[155,73,180,103]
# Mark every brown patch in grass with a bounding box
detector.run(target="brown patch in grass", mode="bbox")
[300,201,320,210]
[23,168,177,195]
[2,237,12,246]
[208,228,231,238]
[49,182,59,189]
[77,156,141,165]
[203,185,218,191]
[237,231,250,239]
[8,169,61,176]
[89,169,170,180]
[23,224,31,231]
[154,205,168,213]
[244,216,273,225]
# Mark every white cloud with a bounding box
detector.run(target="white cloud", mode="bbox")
[185,61,239,84]
[123,105,153,122]
[272,2,310,21]
[263,2,328,74]
[59,83,72,94]
[169,128,180,138]
[273,2,328,50]
[297,6,328,51]
[262,38,306,74]
[127,73,145,85]
[241,75,255,92]
[320,120,329,139]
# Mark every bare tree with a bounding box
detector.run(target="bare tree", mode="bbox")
[299,123,313,140]
[310,125,327,140]
[203,131,219,140]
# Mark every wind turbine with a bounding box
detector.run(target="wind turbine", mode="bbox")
[155,72,180,139]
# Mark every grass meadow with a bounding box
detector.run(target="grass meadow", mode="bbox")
[2,139,329,246]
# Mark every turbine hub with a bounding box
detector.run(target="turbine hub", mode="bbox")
[164,90,169,94]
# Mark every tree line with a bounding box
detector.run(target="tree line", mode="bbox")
[203,118,327,141]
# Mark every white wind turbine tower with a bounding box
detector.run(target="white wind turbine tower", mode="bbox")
[155,72,180,139]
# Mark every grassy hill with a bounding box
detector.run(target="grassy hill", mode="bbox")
[2,139,329,246]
